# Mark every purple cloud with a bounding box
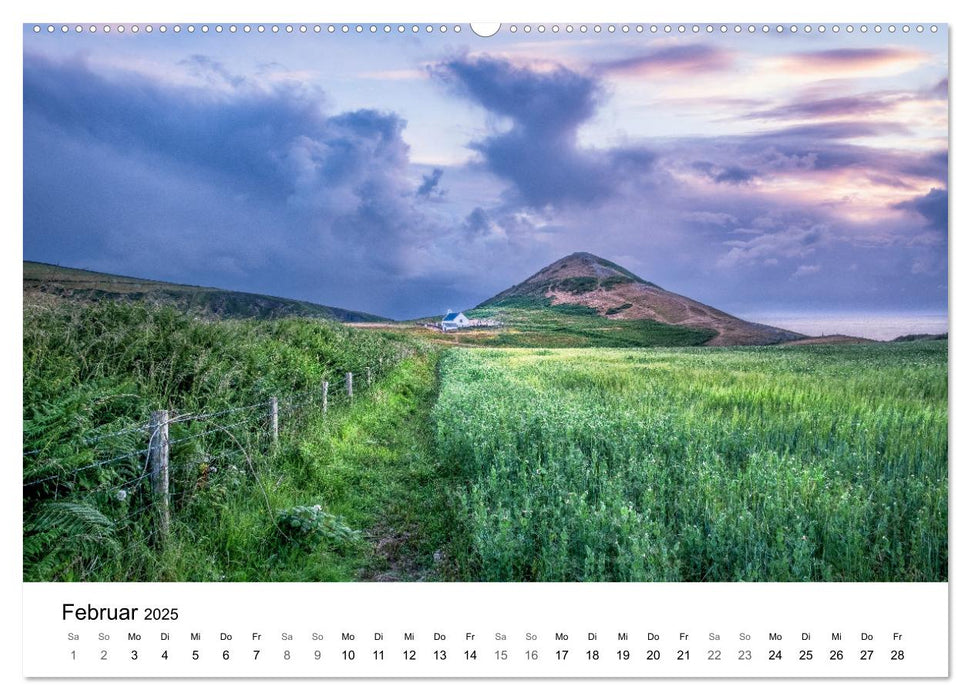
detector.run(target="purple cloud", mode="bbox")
[894,188,948,234]
[748,95,893,120]
[691,161,757,185]
[23,51,457,317]
[24,52,414,208]
[22,34,949,321]
[762,121,911,140]
[775,47,927,73]
[747,78,947,122]
[433,54,655,208]
[417,167,446,198]
[596,44,734,76]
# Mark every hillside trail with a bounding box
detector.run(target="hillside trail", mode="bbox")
[340,351,455,582]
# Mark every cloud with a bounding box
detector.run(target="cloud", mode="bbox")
[691,161,757,185]
[23,51,456,317]
[762,121,911,140]
[416,167,446,198]
[434,54,601,130]
[770,48,928,76]
[682,211,739,227]
[22,36,949,320]
[596,44,734,77]
[894,188,948,234]
[432,54,655,208]
[748,95,894,121]
[716,223,828,269]
[665,128,947,200]
[426,50,946,311]
[715,165,757,184]
[745,79,948,124]
[178,54,249,89]
[24,51,414,207]
[791,264,821,279]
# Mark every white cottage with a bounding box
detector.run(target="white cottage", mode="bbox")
[441,311,470,331]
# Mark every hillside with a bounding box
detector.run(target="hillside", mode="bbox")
[23,261,387,322]
[476,252,804,346]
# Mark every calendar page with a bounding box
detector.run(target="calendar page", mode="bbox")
[19,2,952,687]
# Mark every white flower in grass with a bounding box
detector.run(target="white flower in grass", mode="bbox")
[116,489,128,501]
[313,504,322,512]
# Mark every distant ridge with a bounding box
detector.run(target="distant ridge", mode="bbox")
[477,252,805,346]
[23,261,388,323]
[892,332,948,342]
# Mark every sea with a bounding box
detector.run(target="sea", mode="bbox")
[744,312,949,342]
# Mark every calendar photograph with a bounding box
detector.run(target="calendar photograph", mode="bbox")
[22,22,947,588]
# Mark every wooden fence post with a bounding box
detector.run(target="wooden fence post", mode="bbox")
[346,372,353,398]
[322,380,329,415]
[270,397,279,443]
[148,410,170,539]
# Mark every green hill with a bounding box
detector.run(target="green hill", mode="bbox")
[23,261,388,322]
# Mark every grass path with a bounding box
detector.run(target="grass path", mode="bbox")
[278,350,454,581]
[141,350,453,582]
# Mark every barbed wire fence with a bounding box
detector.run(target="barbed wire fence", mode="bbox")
[22,363,394,573]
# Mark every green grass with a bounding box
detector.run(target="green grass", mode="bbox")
[433,342,947,582]
[605,302,633,316]
[24,297,948,584]
[461,306,716,348]
[22,299,449,581]
[553,276,600,295]
[151,352,452,582]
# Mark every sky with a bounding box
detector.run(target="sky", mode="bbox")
[22,24,948,320]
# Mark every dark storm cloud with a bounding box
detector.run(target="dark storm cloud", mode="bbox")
[22,52,450,318]
[595,44,734,76]
[23,51,426,222]
[25,52,329,202]
[432,55,655,208]
[894,188,949,234]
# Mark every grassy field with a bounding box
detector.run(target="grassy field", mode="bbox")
[22,299,451,581]
[466,305,717,347]
[433,343,947,582]
[399,305,717,348]
[23,297,948,583]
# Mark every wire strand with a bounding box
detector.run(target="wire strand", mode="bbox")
[23,448,151,488]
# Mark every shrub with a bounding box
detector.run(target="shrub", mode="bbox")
[276,505,361,552]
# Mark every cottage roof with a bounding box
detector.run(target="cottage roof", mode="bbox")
[443,312,462,321]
